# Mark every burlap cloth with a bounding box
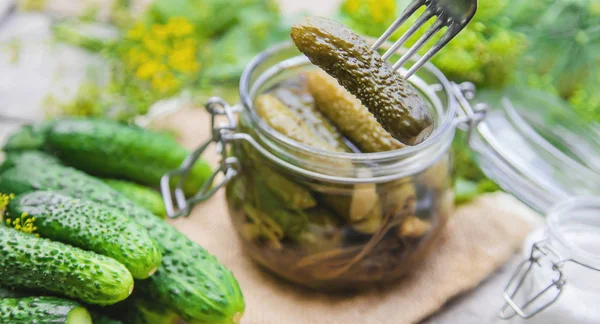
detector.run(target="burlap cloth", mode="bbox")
[154,107,542,324]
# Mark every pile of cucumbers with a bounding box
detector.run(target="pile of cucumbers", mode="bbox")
[0,118,245,324]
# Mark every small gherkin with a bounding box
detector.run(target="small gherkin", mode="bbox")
[0,226,133,306]
[0,296,92,324]
[7,191,162,279]
[2,118,213,196]
[291,16,433,146]
[306,69,406,152]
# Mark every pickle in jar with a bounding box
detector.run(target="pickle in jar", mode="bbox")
[416,155,451,191]
[291,16,433,146]
[268,75,353,152]
[239,136,317,209]
[249,174,309,240]
[254,94,340,152]
[321,168,383,234]
[297,207,344,254]
[306,69,405,153]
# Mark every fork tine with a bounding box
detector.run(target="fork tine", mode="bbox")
[382,8,435,60]
[392,18,445,71]
[372,0,426,50]
[404,24,460,78]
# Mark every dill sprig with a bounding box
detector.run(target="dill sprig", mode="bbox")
[1,193,39,237]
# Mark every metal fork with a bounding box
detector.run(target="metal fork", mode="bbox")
[372,0,478,78]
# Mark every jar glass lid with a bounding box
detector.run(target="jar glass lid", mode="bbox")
[469,87,600,213]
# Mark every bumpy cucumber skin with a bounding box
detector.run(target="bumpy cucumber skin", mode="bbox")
[0,150,61,173]
[0,226,133,306]
[270,76,351,152]
[42,118,212,196]
[0,297,92,324]
[291,17,433,146]
[7,191,162,280]
[102,179,167,218]
[0,163,246,323]
[255,94,339,152]
[306,70,406,152]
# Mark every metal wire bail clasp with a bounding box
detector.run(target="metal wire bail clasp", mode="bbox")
[161,97,241,219]
[452,81,488,144]
[498,241,566,320]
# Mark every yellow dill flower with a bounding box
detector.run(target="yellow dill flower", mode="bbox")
[136,60,164,80]
[151,72,179,93]
[0,193,14,211]
[125,47,149,66]
[368,0,395,24]
[143,36,167,56]
[119,17,199,93]
[5,212,39,237]
[166,17,194,37]
[169,47,199,73]
[127,23,146,41]
[343,0,360,15]
[151,24,170,40]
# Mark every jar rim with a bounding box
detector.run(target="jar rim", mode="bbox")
[547,197,600,267]
[239,40,458,163]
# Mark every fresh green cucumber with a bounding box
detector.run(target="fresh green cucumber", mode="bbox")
[102,179,167,218]
[99,292,181,324]
[0,150,61,173]
[291,17,433,145]
[0,152,160,222]
[0,226,133,306]
[0,151,166,218]
[0,297,92,324]
[3,118,213,196]
[0,163,245,323]
[6,191,162,279]
[2,124,48,151]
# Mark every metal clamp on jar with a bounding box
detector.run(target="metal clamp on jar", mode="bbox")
[159,39,600,290]
[499,198,600,323]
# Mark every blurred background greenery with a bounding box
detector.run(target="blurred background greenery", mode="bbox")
[7,0,600,203]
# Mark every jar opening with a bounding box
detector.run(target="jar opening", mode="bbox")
[238,41,458,183]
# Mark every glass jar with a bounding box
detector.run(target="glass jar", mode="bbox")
[161,41,470,290]
[228,42,458,290]
[160,42,600,291]
[499,197,600,323]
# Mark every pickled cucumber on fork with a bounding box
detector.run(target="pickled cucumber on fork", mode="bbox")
[291,17,433,146]
[306,70,405,152]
